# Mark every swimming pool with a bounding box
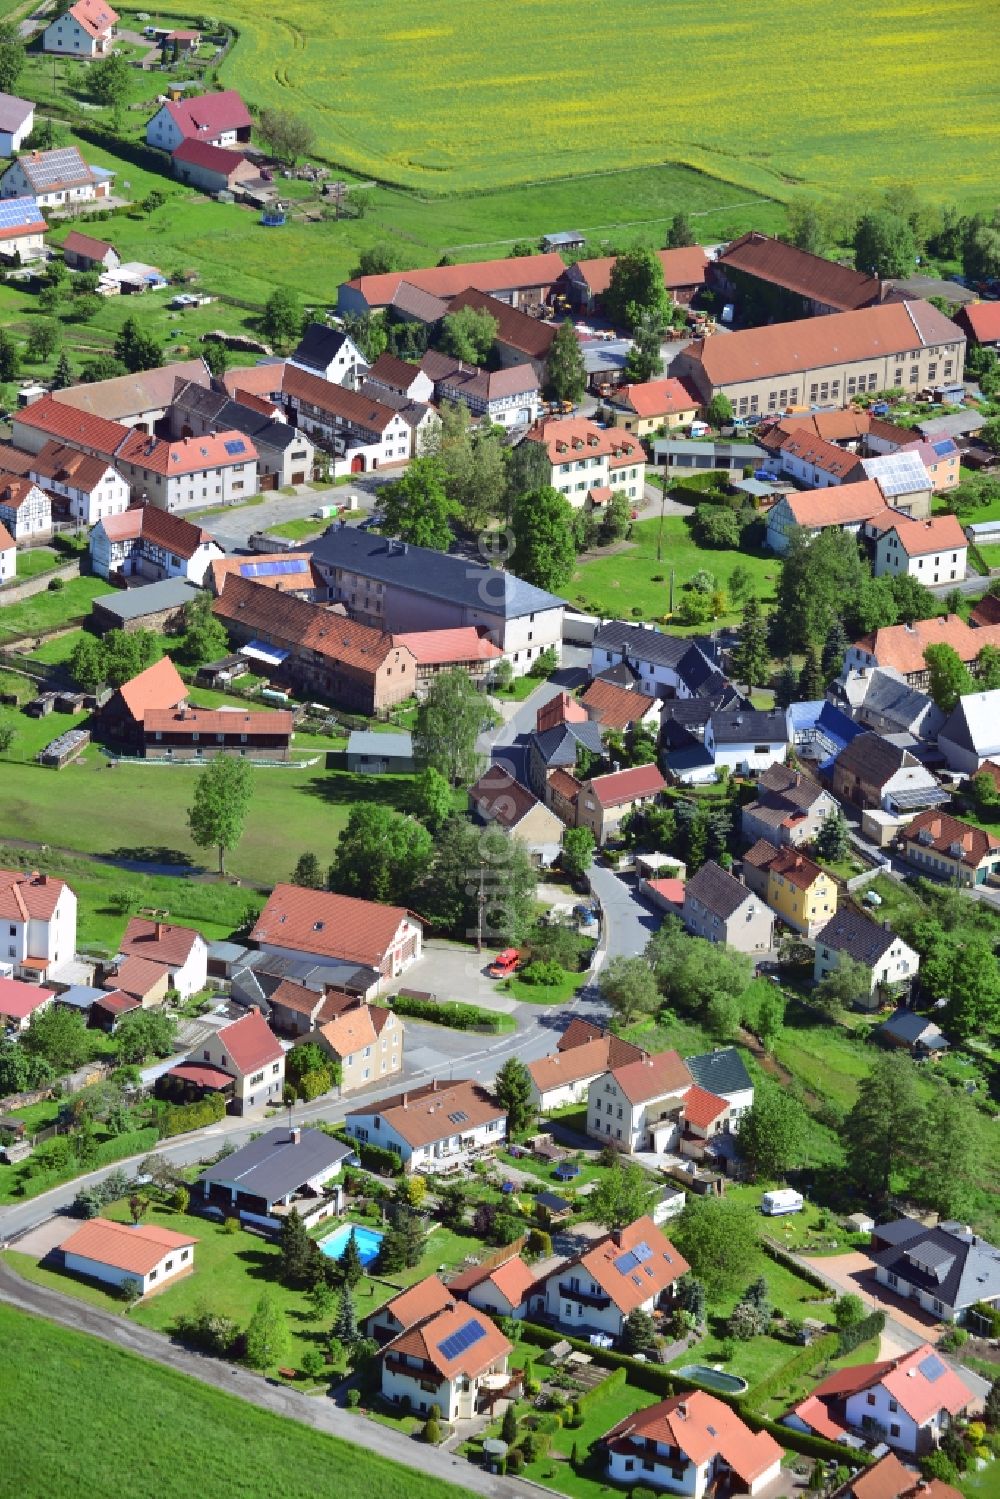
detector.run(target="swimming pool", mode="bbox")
[675,1363,749,1395]
[319,1223,384,1265]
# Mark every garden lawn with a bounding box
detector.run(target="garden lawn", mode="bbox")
[0,1304,476,1499]
[507,966,588,1007]
[6,548,63,582]
[570,517,779,628]
[0,576,109,642]
[266,517,327,542]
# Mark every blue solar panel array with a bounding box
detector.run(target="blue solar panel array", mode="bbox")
[437,1319,486,1361]
[919,1353,947,1383]
[0,197,43,231]
[240,559,309,579]
[614,1241,653,1277]
[932,439,956,456]
[224,438,247,456]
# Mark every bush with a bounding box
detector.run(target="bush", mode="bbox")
[518,959,564,986]
[223,1215,240,1235]
[47,577,65,592]
[388,994,506,1033]
[505,1448,524,1473]
[423,1416,442,1444]
[172,1185,190,1213]
[345,1387,361,1409]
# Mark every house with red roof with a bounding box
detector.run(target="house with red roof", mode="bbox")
[42,0,117,56]
[607,377,701,436]
[98,655,188,745]
[0,976,55,1031]
[313,1000,403,1094]
[527,1027,645,1111]
[392,625,503,684]
[29,440,131,528]
[586,1042,755,1162]
[365,1274,455,1346]
[59,1217,197,1297]
[468,764,564,866]
[90,505,223,583]
[251,884,423,982]
[101,954,170,1008]
[842,1451,963,1499]
[0,868,77,983]
[576,762,666,845]
[448,1252,539,1321]
[0,473,51,542]
[380,1294,515,1423]
[337,252,564,317]
[114,428,259,513]
[563,246,709,315]
[525,415,646,510]
[785,1342,974,1455]
[118,917,207,1000]
[954,301,1000,352]
[531,1216,689,1339]
[871,513,967,585]
[171,138,258,195]
[62,228,119,272]
[604,1389,783,1496]
[161,1009,284,1115]
[145,89,251,154]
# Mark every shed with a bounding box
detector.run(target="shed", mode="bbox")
[91,577,201,635]
[542,231,585,252]
[345,730,415,774]
[535,1191,572,1223]
[55,984,105,1015]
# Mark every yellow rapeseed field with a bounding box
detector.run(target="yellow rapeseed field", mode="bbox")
[153,0,999,201]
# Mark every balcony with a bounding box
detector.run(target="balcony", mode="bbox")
[558,1282,611,1310]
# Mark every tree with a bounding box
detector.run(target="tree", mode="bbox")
[666,212,695,249]
[187,754,254,875]
[739,1085,807,1180]
[0,327,19,383]
[89,49,131,107]
[334,1282,358,1344]
[342,310,388,364]
[844,1053,924,1202]
[69,634,106,693]
[731,595,770,690]
[340,1227,364,1288]
[976,644,1000,691]
[963,209,1000,283]
[599,490,632,544]
[113,1007,175,1064]
[179,589,228,667]
[261,286,302,350]
[26,319,60,364]
[22,1005,90,1072]
[0,21,24,94]
[944,938,1000,1040]
[622,1307,657,1354]
[285,1042,334,1102]
[545,319,586,403]
[821,620,850,681]
[924,643,974,712]
[351,243,401,279]
[561,826,595,881]
[854,211,916,277]
[774,529,867,654]
[784,202,828,256]
[501,1403,518,1444]
[814,955,871,1015]
[278,1209,315,1287]
[511,485,576,591]
[256,106,315,164]
[329,802,433,906]
[728,565,754,609]
[754,987,785,1053]
[833,1293,866,1331]
[693,503,744,549]
[590,1161,652,1230]
[113,317,162,374]
[624,317,662,383]
[797,644,824,701]
[814,812,850,863]
[673,1195,759,1299]
[0,1038,37,1095]
[600,955,659,1026]
[291,851,324,889]
[81,353,127,383]
[201,340,228,378]
[244,1291,289,1370]
[380,456,459,551]
[605,248,670,330]
[413,669,495,786]
[412,766,452,833]
[773,659,799,711]
[706,392,733,429]
[422,818,536,941]
[50,349,73,390]
[495,1057,534,1136]
[505,434,552,516]
[439,305,497,364]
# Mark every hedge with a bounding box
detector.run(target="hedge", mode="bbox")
[743,1332,839,1413]
[519,1322,725,1402]
[761,1238,834,1295]
[754,1414,872,1466]
[837,1310,884,1356]
[321,1124,403,1178]
[154,1096,227,1138]
[577,1365,626,1409]
[388,994,512,1033]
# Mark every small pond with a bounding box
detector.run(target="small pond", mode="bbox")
[675,1363,749,1395]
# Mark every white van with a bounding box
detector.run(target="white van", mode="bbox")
[688,420,710,438]
[761,1188,804,1216]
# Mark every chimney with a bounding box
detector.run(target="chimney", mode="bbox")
[290,1127,301,1144]
[155,921,164,941]
[402,1092,408,1108]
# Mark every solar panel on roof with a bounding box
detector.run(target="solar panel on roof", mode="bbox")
[633,1241,653,1264]
[240,558,309,579]
[614,1251,638,1275]
[23,147,89,191]
[437,1319,486,1361]
[0,197,42,231]
[224,438,247,456]
[919,1353,947,1383]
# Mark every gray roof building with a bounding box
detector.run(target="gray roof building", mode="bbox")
[683,860,754,921]
[708,708,787,745]
[230,951,378,1012]
[814,906,897,967]
[916,410,986,441]
[878,1008,949,1053]
[197,1125,351,1210]
[869,1218,1000,1317]
[684,1046,753,1098]
[90,577,201,626]
[532,720,604,768]
[290,324,353,374]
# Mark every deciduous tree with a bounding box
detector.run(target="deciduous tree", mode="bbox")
[187,754,254,875]
[673,1195,759,1299]
[924,643,974,712]
[329,802,433,906]
[590,1160,652,1230]
[854,211,916,277]
[439,305,497,364]
[422,819,536,941]
[843,1053,924,1202]
[114,317,162,373]
[244,1291,289,1369]
[413,668,496,786]
[511,485,576,591]
[738,1084,807,1180]
[256,107,315,164]
[561,826,595,881]
[381,456,459,551]
[605,248,671,330]
[260,286,302,350]
[545,319,586,403]
[600,955,659,1026]
[413,766,452,832]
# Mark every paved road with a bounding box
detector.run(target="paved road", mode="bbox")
[0,1261,533,1499]
[587,864,661,965]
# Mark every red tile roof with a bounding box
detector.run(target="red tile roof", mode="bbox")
[613,377,700,420]
[31,440,116,493]
[0,977,54,1021]
[778,430,862,479]
[900,808,1000,868]
[62,228,115,262]
[281,363,402,433]
[120,917,203,968]
[766,847,827,890]
[0,521,12,551]
[528,1035,645,1096]
[605,1390,782,1485]
[852,614,1000,676]
[171,137,249,175]
[99,504,216,560]
[547,768,582,804]
[381,1274,455,1330]
[683,1084,728,1128]
[251,883,418,968]
[611,1049,692,1105]
[92,988,140,1018]
[446,288,556,360]
[448,1254,537,1309]
[68,0,118,38]
[526,415,643,468]
[880,513,967,558]
[580,678,656,730]
[782,478,886,529]
[115,655,187,726]
[0,868,69,922]
[212,574,407,680]
[384,1300,512,1380]
[0,475,47,511]
[469,765,542,833]
[209,553,317,595]
[116,428,257,477]
[316,1005,379,1061]
[557,1017,647,1067]
[165,1062,233,1090]
[536,691,588,732]
[573,246,709,298]
[392,626,502,666]
[569,1216,689,1314]
[644,876,685,905]
[348,1078,503,1149]
[105,954,170,999]
[586,762,666,807]
[742,837,781,870]
[344,252,566,309]
[268,978,325,1018]
[60,1217,197,1277]
[716,231,880,312]
[164,89,251,140]
[809,1342,972,1426]
[958,302,1000,344]
[13,394,130,455]
[144,705,293,737]
[852,1452,961,1499]
[215,1010,283,1074]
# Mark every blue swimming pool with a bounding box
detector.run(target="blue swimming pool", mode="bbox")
[319,1223,384,1265]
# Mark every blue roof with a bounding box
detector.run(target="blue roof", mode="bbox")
[789,699,864,771]
[0,195,43,230]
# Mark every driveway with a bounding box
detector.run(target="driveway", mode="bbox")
[588,865,662,964]
[383,940,521,1013]
[207,487,375,553]
[801,1251,945,1342]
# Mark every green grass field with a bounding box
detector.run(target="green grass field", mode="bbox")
[0,1303,475,1499]
[115,0,999,204]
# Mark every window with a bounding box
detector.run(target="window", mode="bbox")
[165,1259,174,1272]
[867,1393,876,1406]
[890,1424,900,1437]
[149,1269,157,1282]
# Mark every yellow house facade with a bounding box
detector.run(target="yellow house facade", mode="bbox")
[764,849,838,937]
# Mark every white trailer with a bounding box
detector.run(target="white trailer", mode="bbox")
[761,1188,804,1216]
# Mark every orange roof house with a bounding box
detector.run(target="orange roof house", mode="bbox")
[604,1390,783,1492]
[251,884,423,979]
[99,655,187,742]
[59,1217,196,1295]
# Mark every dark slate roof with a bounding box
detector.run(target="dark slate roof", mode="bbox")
[197,1126,351,1206]
[675,642,727,698]
[835,730,912,783]
[175,381,309,454]
[814,906,896,966]
[709,708,787,745]
[593,619,697,671]
[532,720,604,767]
[308,526,564,620]
[230,950,376,1008]
[879,1009,948,1049]
[860,671,944,736]
[684,1046,753,1097]
[869,1220,1000,1311]
[684,860,753,920]
[663,688,749,732]
[536,1191,572,1214]
[291,323,351,371]
[596,661,641,688]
